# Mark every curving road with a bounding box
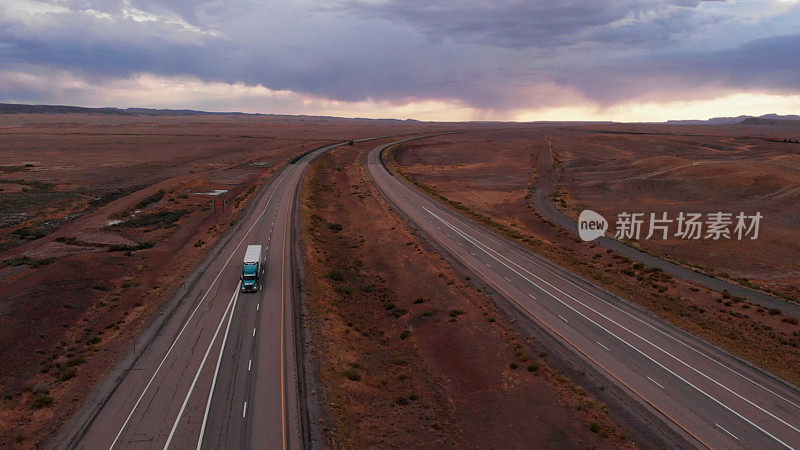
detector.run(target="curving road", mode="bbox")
[55,139,365,449]
[367,137,800,449]
[533,134,800,317]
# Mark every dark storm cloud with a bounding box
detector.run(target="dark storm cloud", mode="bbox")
[560,33,800,105]
[338,0,724,49]
[1,0,799,113]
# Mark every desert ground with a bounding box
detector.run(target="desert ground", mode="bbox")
[393,126,800,385]
[547,124,800,301]
[0,113,451,446]
[300,143,632,447]
[2,113,798,448]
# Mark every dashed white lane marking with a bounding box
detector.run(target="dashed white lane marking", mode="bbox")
[557,314,568,323]
[256,304,259,311]
[528,293,536,299]
[469,251,475,256]
[648,376,665,389]
[248,359,252,371]
[165,286,240,449]
[597,341,610,351]
[504,276,511,281]
[421,205,797,448]
[716,423,739,441]
[252,328,256,337]
[243,401,248,418]
[110,169,290,450]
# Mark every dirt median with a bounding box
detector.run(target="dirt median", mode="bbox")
[300,142,632,448]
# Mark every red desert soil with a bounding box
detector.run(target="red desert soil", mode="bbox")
[392,128,800,386]
[0,113,455,448]
[546,124,800,302]
[301,142,632,448]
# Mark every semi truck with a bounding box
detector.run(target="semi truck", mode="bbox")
[241,245,263,293]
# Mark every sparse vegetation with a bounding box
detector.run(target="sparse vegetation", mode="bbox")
[389,140,800,386]
[134,189,165,209]
[59,366,78,382]
[112,209,189,229]
[327,269,345,281]
[343,369,361,381]
[107,242,154,252]
[32,394,54,409]
[2,256,56,268]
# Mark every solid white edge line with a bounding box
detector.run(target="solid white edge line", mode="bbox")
[383,138,798,411]
[716,423,740,441]
[423,205,795,449]
[375,140,799,415]
[648,376,665,389]
[195,285,242,450]
[164,285,240,450]
[430,180,800,411]
[108,170,289,450]
[460,212,800,436]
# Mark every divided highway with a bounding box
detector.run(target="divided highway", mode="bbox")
[367,137,800,449]
[57,140,359,449]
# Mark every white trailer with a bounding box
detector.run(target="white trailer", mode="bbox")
[241,245,263,292]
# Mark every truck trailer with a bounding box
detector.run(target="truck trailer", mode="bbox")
[241,245,263,293]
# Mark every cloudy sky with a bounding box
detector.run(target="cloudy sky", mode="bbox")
[1,0,799,121]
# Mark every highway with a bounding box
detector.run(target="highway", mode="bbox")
[56,140,356,449]
[366,137,800,449]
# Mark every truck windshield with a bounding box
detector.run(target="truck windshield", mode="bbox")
[243,264,258,277]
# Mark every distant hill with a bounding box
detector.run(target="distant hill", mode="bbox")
[0,103,256,116]
[740,116,800,127]
[665,115,749,125]
[666,114,800,125]
[759,113,800,121]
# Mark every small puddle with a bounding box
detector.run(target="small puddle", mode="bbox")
[194,189,229,196]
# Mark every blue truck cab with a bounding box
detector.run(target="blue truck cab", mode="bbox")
[241,245,263,293]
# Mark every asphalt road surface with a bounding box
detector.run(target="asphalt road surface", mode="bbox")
[57,140,355,449]
[367,137,800,449]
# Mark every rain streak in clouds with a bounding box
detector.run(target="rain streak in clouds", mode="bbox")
[1,0,799,121]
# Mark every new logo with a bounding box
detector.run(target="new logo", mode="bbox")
[578,210,608,242]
